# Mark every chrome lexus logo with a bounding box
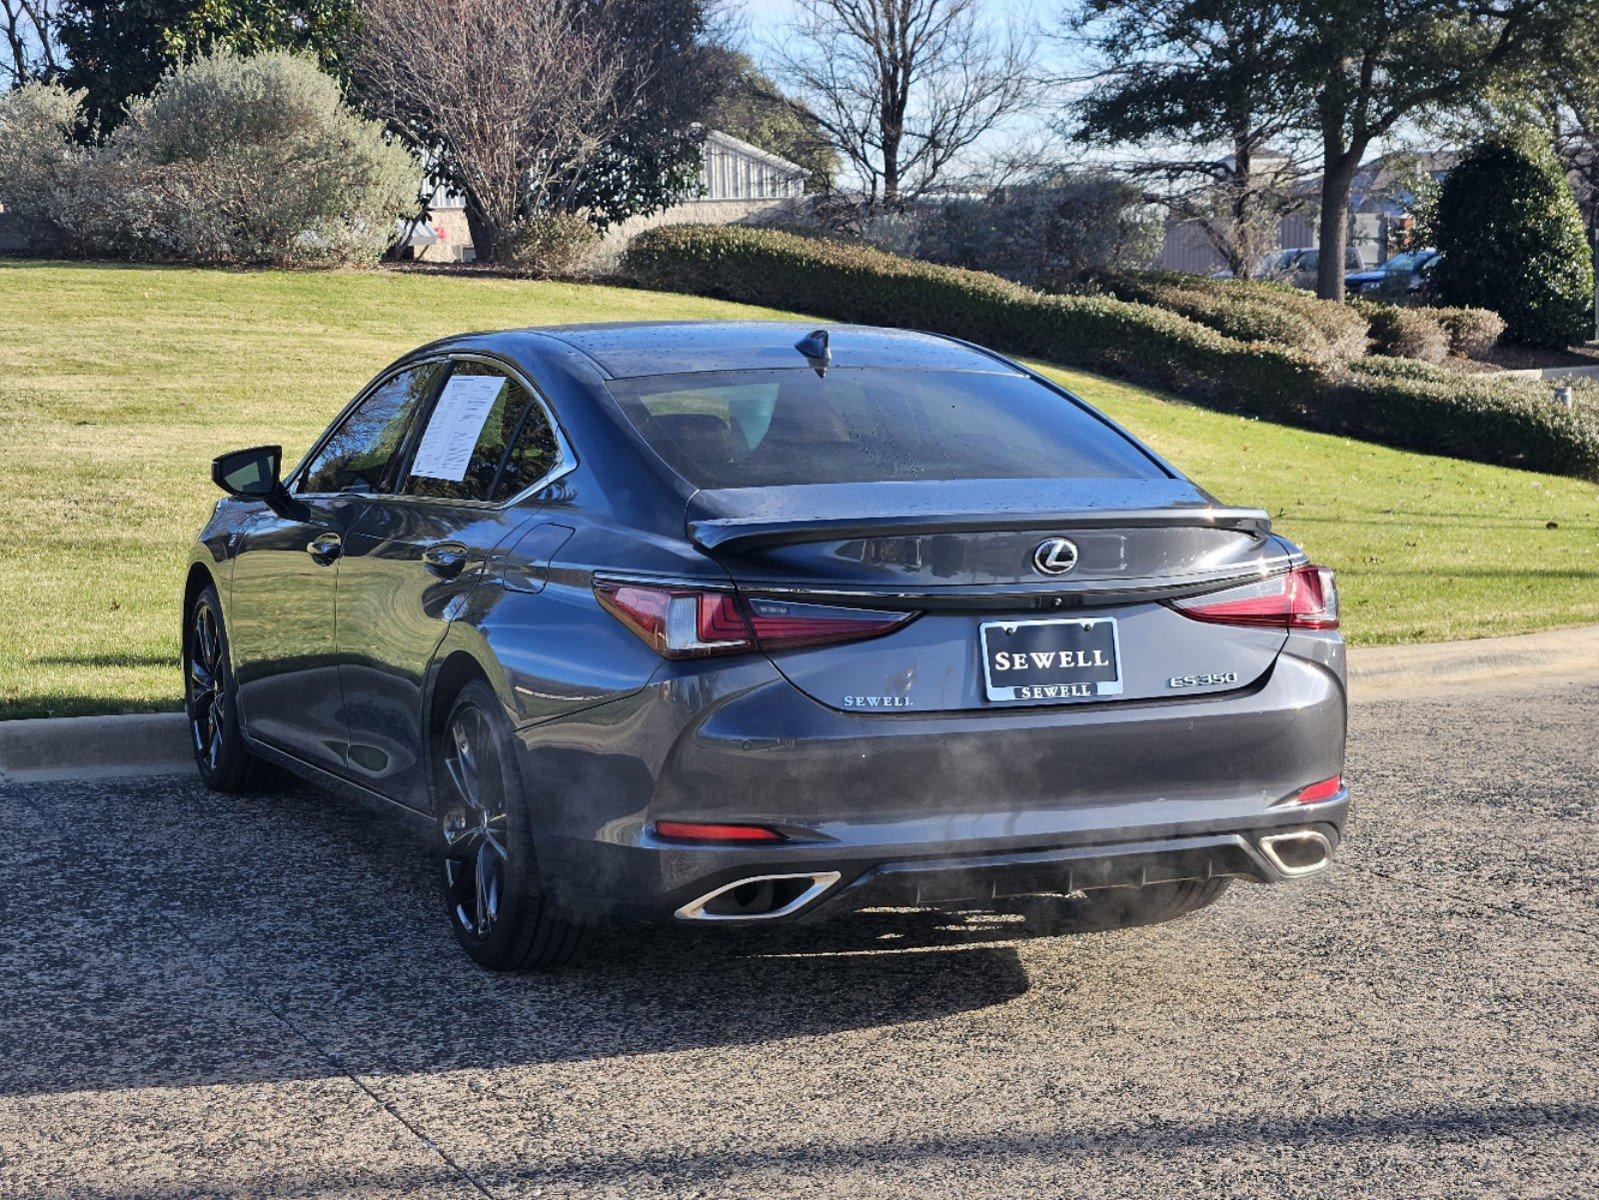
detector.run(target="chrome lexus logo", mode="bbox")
[1032,537,1079,576]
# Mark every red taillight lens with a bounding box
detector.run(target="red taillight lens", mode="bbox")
[594,579,914,659]
[1293,775,1344,804]
[1171,564,1339,630]
[653,820,783,843]
[741,596,913,650]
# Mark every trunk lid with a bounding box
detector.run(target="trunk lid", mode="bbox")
[688,479,1299,713]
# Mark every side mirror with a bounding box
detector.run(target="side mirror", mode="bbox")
[211,446,306,519]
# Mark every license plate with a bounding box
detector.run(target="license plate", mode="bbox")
[979,617,1123,704]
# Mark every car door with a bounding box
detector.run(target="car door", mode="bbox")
[335,356,572,810]
[228,361,445,770]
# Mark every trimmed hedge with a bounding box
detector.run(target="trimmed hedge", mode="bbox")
[621,225,1599,480]
[1351,299,1450,363]
[1092,270,1369,361]
[1430,306,1505,358]
[622,225,1324,410]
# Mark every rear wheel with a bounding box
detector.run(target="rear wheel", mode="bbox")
[436,681,588,971]
[1019,877,1232,936]
[184,584,273,793]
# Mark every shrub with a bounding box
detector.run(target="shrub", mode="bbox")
[504,212,600,277]
[621,224,1599,480]
[1429,306,1505,358]
[1351,298,1449,362]
[1432,131,1595,348]
[913,169,1161,290]
[1092,271,1365,362]
[0,52,420,266]
[0,83,88,251]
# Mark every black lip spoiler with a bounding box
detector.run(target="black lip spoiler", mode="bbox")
[689,507,1273,554]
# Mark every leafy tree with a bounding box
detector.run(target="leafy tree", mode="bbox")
[705,50,835,191]
[1288,0,1583,301]
[57,0,355,130]
[1065,0,1312,280]
[1432,130,1594,347]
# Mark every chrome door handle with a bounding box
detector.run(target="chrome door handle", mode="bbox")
[423,544,469,579]
[306,532,343,565]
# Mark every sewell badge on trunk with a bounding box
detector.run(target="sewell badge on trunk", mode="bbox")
[979,617,1123,704]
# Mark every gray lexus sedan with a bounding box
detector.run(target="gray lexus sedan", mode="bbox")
[187,322,1348,970]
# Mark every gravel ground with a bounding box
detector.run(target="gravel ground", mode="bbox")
[2,682,1596,1200]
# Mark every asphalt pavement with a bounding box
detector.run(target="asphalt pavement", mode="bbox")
[2,681,1597,1199]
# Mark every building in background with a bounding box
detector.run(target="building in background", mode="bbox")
[1160,150,1455,277]
[408,129,807,265]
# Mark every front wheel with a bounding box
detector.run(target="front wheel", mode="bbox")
[184,584,272,793]
[436,680,588,971]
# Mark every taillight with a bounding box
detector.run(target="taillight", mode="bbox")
[653,820,784,843]
[594,579,914,659]
[1293,775,1344,803]
[1171,564,1339,630]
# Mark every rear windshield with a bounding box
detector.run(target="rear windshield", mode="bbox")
[606,368,1167,488]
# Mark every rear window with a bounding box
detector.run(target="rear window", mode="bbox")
[606,369,1166,488]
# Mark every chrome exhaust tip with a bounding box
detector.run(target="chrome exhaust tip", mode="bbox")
[674,872,842,922]
[1258,829,1334,878]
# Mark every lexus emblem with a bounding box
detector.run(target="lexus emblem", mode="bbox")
[1032,537,1079,576]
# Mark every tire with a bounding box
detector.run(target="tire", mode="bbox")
[184,583,275,793]
[1019,877,1232,936]
[435,680,589,971]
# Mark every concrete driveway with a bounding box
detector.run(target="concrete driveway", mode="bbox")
[2,681,1596,1199]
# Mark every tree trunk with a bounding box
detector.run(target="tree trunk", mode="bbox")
[1230,133,1254,278]
[1316,151,1361,302]
[465,197,501,264]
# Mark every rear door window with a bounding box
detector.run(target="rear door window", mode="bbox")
[400,362,536,502]
[607,368,1167,488]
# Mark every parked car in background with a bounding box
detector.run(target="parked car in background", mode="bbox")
[1346,249,1441,299]
[1257,246,1368,289]
[187,322,1349,971]
[1258,246,1369,289]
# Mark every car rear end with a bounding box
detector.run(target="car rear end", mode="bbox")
[531,327,1348,925]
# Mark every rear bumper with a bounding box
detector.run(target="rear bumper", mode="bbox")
[511,636,1347,923]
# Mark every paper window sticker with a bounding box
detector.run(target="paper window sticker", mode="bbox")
[409,375,506,482]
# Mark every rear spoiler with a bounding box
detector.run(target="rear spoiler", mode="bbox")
[689,507,1273,555]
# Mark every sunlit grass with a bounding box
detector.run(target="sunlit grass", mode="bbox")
[2,260,1595,717]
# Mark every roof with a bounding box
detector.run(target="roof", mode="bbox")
[702,129,807,177]
[534,321,1019,379]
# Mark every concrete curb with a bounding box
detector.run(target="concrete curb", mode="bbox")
[0,713,192,785]
[2,624,1596,783]
[1349,623,1599,701]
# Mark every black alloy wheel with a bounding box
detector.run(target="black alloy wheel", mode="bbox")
[435,681,588,970]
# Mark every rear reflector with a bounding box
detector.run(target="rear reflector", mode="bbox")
[595,578,914,659]
[1171,564,1339,630]
[653,821,784,843]
[1294,775,1344,804]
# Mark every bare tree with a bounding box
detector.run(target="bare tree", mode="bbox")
[352,0,637,261]
[1,0,63,87]
[766,0,1036,211]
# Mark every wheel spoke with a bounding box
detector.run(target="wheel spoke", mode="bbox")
[473,844,491,934]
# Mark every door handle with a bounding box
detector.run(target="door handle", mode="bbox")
[306,532,343,565]
[423,544,469,579]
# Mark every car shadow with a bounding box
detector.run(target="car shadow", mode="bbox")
[2,773,1046,1098]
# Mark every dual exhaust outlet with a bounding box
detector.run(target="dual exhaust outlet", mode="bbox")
[672,829,1334,922]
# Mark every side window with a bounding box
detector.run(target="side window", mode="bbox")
[493,394,562,500]
[300,364,442,495]
[401,362,533,502]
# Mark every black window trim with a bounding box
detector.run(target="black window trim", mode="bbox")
[288,351,577,509]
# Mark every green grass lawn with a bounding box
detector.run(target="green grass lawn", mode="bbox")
[3,260,1596,718]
